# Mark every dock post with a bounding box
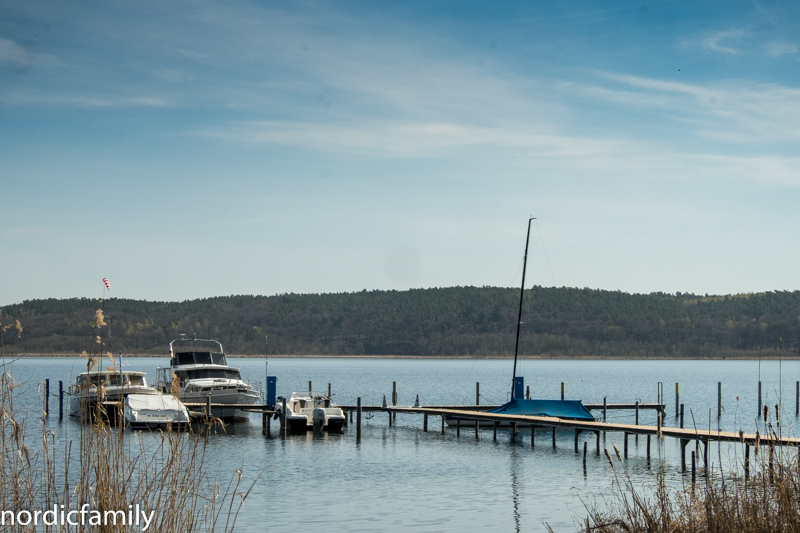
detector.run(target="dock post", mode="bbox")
[308,380,312,393]
[493,421,498,441]
[392,381,397,422]
[796,381,799,416]
[691,451,696,484]
[441,415,445,435]
[262,411,267,436]
[561,382,565,401]
[624,432,628,458]
[680,404,685,429]
[583,442,587,474]
[596,431,600,454]
[59,381,63,420]
[635,401,639,425]
[45,379,49,416]
[552,427,556,449]
[424,413,428,432]
[512,422,518,444]
[744,443,750,480]
[526,386,530,400]
[758,381,762,415]
[281,397,287,436]
[328,383,331,398]
[266,412,271,437]
[675,383,679,417]
[356,397,362,440]
[476,382,480,406]
[531,426,535,448]
[389,409,392,427]
[603,397,607,422]
[574,429,579,453]
[647,435,651,460]
[717,382,722,417]
[475,419,479,440]
[456,417,460,436]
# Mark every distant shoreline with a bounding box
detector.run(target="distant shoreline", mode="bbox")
[6,353,792,361]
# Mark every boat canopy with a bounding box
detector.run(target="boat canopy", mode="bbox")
[489,398,594,421]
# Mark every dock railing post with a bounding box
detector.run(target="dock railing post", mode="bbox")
[59,381,63,420]
[45,379,49,416]
[356,397,362,440]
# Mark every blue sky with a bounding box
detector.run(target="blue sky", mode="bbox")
[1,0,798,305]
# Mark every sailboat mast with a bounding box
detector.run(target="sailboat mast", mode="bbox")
[512,217,535,398]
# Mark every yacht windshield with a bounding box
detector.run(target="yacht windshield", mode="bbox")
[172,351,227,366]
[175,369,241,381]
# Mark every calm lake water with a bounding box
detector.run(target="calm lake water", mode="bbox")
[5,356,800,532]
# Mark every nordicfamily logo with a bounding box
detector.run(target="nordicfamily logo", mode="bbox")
[1,504,155,531]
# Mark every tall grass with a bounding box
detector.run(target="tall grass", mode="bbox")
[0,312,254,532]
[582,430,800,532]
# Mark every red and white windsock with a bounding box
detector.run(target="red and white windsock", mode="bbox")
[102,278,111,290]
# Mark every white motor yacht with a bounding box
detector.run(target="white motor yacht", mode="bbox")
[156,336,261,421]
[276,391,346,433]
[68,369,158,421]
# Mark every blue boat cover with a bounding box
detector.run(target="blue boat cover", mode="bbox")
[489,398,595,421]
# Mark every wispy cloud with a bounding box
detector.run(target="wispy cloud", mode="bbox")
[765,41,798,57]
[0,93,169,108]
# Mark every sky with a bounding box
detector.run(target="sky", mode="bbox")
[1,0,799,305]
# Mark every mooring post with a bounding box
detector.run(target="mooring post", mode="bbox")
[281,397,287,436]
[476,382,480,406]
[583,441,587,474]
[574,429,579,453]
[475,418,479,440]
[635,400,639,425]
[389,409,393,427]
[680,404,685,429]
[552,427,556,449]
[328,383,331,398]
[526,386,530,400]
[266,411,271,437]
[717,382,722,417]
[356,397,362,440]
[561,382,565,401]
[456,417,460,436]
[603,397,607,422]
[262,411,267,436]
[796,381,799,416]
[531,426,535,447]
[758,381,762,415]
[308,380,312,393]
[493,421,498,441]
[441,414,445,435]
[392,381,397,422]
[596,431,600,454]
[59,381,64,420]
[744,443,750,480]
[647,434,651,460]
[424,413,428,432]
[624,432,628,458]
[675,383,679,417]
[691,451,696,484]
[45,379,49,416]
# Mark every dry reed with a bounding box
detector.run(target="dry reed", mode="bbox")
[0,314,255,532]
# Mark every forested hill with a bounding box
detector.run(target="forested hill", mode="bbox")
[2,287,799,358]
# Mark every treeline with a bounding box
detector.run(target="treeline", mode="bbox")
[2,286,799,358]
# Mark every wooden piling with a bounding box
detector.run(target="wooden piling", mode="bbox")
[424,413,428,432]
[58,381,63,420]
[328,383,331,398]
[596,431,600,454]
[441,414,445,435]
[493,421,498,441]
[392,381,397,422]
[476,382,480,406]
[624,432,628,458]
[635,401,639,425]
[513,422,518,443]
[675,383,679,417]
[574,429,579,452]
[389,410,393,427]
[475,419,479,440]
[718,382,722,417]
[308,380,312,393]
[647,434,651,460]
[456,417,460,436]
[526,386,530,400]
[552,427,556,449]
[561,382,565,401]
[691,451,696,484]
[356,397,362,440]
[583,441,587,473]
[262,412,267,436]
[758,381,762,415]
[680,404,685,429]
[796,381,799,416]
[45,379,49,416]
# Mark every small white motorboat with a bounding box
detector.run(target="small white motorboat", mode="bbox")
[276,391,346,433]
[67,369,158,422]
[124,393,190,430]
